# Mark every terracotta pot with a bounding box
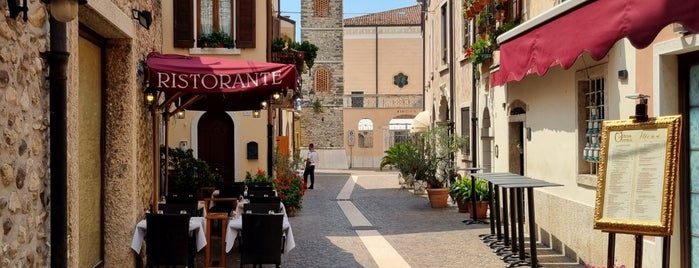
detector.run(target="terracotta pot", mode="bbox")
[427,188,450,208]
[466,201,489,219]
[455,198,469,213]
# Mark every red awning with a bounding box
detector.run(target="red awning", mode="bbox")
[491,0,699,86]
[146,52,298,111]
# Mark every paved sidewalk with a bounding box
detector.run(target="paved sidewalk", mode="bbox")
[199,169,584,267]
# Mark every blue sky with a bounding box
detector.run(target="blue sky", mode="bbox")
[280,0,420,40]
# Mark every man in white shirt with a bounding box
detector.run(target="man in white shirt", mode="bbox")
[303,143,317,189]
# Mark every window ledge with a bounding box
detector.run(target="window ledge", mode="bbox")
[188,47,241,55]
[576,174,597,188]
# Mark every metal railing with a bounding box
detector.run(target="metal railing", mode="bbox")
[342,94,423,109]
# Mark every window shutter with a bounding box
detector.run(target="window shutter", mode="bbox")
[236,0,256,48]
[173,0,194,48]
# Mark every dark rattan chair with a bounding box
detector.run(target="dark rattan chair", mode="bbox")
[248,196,281,204]
[246,189,277,198]
[243,203,282,214]
[145,213,192,268]
[239,213,284,268]
[162,194,199,215]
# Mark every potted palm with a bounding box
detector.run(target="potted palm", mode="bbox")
[414,126,468,208]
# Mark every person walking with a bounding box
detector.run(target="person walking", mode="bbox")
[303,143,317,189]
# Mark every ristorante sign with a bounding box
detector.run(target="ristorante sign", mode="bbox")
[154,71,287,92]
[146,52,297,93]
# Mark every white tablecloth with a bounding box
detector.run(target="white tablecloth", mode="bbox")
[131,216,207,254]
[224,215,294,253]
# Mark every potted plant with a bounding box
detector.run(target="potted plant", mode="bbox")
[413,127,468,208]
[197,30,235,49]
[271,37,319,73]
[163,146,222,198]
[271,149,306,215]
[449,175,472,213]
[471,178,491,218]
[380,141,420,188]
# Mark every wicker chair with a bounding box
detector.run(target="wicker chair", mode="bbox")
[239,213,284,268]
[145,213,192,267]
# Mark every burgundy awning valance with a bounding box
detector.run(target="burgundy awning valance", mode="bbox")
[491,0,699,86]
[146,52,298,111]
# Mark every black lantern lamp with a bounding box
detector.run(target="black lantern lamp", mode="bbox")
[143,87,156,107]
[41,0,85,22]
[131,9,152,29]
[7,0,28,21]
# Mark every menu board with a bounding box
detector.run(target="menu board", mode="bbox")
[593,115,681,236]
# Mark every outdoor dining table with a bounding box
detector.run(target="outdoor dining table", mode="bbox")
[224,201,296,253]
[474,173,562,268]
[130,216,207,254]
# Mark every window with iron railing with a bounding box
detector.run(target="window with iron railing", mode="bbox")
[578,77,606,175]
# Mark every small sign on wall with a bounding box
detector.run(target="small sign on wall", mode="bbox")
[179,140,188,151]
[348,130,355,147]
[247,142,258,159]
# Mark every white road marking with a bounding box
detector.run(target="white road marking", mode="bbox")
[336,176,411,268]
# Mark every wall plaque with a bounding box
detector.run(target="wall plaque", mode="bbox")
[593,115,681,236]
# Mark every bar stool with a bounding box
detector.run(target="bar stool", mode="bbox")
[203,198,237,268]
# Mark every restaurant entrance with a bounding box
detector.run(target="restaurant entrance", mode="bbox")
[198,111,235,182]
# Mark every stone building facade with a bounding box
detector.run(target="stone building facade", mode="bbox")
[1,1,160,267]
[300,0,344,149]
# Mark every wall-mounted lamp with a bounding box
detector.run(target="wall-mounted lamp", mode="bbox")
[261,101,267,108]
[176,110,185,119]
[625,93,650,122]
[131,9,152,30]
[144,87,156,107]
[272,92,281,100]
[617,69,628,80]
[7,0,28,21]
[252,110,261,118]
[40,0,85,23]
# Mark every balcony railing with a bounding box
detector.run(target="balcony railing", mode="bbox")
[342,94,423,109]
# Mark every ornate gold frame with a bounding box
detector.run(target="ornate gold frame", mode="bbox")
[593,115,681,236]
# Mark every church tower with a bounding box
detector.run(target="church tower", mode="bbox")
[300,0,344,150]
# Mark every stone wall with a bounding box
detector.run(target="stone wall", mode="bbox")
[0,6,52,267]
[300,0,345,149]
[299,106,343,148]
[0,0,161,266]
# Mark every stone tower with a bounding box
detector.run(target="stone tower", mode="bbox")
[300,0,344,148]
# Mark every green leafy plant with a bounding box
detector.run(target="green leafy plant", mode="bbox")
[474,177,490,201]
[197,30,235,49]
[312,98,323,113]
[449,175,472,202]
[163,146,222,197]
[244,168,272,184]
[465,36,493,65]
[271,37,319,71]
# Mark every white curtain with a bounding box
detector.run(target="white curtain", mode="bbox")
[219,0,232,35]
[200,0,213,34]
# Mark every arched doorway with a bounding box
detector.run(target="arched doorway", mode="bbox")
[509,105,526,175]
[481,107,493,173]
[198,111,235,182]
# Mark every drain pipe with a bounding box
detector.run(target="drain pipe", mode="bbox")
[421,0,426,111]
[44,16,69,268]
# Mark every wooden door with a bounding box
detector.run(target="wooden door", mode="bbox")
[198,111,235,182]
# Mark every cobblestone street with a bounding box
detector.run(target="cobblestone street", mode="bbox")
[198,170,584,268]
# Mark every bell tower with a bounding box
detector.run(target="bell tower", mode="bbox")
[299,0,344,149]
